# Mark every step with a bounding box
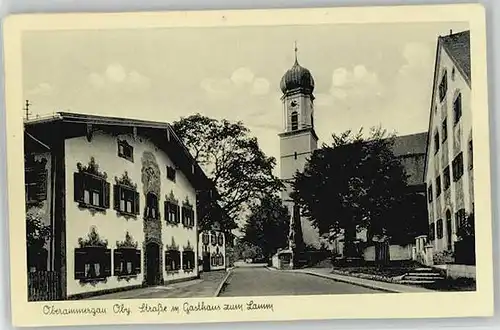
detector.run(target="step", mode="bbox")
[406,272,444,277]
[399,280,437,285]
[403,276,444,281]
[413,268,438,272]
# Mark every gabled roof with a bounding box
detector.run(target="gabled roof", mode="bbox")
[24,112,217,193]
[440,30,471,85]
[391,132,427,157]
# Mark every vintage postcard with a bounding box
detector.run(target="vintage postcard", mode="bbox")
[2,3,494,328]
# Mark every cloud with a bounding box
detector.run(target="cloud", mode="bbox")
[399,42,432,75]
[88,63,150,91]
[330,65,383,99]
[200,67,270,98]
[27,82,55,96]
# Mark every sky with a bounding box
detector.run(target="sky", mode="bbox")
[22,21,469,178]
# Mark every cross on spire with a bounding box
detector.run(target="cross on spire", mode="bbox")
[294,41,298,64]
[24,99,32,121]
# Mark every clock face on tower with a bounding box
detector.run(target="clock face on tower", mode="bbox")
[290,100,298,108]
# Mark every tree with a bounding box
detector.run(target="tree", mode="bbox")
[172,114,284,231]
[242,194,290,259]
[26,208,51,251]
[291,127,409,258]
[26,207,51,270]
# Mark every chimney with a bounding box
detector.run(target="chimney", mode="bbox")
[450,29,453,36]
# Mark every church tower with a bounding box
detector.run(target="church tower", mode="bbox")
[278,45,318,257]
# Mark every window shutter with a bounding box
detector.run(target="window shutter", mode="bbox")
[164,202,169,222]
[135,249,141,274]
[74,249,87,280]
[103,181,111,209]
[113,249,122,275]
[35,169,48,201]
[113,185,120,211]
[134,192,140,215]
[73,172,83,202]
[104,249,112,277]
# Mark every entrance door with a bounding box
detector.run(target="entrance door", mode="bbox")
[375,242,390,264]
[146,242,160,286]
[202,252,211,272]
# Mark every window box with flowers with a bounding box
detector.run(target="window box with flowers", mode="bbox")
[113,171,140,219]
[74,227,111,285]
[165,237,181,275]
[181,197,195,229]
[114,232,141,281]
[164,190,180,226]
[73,157,110,214]
[182,241,196,273]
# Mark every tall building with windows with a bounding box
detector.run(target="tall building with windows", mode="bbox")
[24,112,217,300]
[424,30,473,255]
[278,47,318,257]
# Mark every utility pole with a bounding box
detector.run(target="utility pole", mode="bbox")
[24,100,32,121]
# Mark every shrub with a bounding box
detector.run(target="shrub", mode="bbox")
[433,250,454,265]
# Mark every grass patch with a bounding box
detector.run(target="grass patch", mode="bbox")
[332,260,421,278]
[419,277,476,291]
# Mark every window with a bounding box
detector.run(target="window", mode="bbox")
[202,232,209,245]
[165,250,181,272]
[427,184,433,203]
[210,231,217,246]
[74,247,112,281]
[436,175,441,197]
[114,248,141,277]
[25,158,48,204]
[117,139,133,162]
[165,201,180,224]
[211,252,224,267]
[452,152,464,182]
[453,93,462,125]
[439,70,448,102]
[114,185,139,216]
[429,223,435,241]
[443,166,451,190]
[291,111,298,131]
[182,205,194,228]
[468,139,473,169]
[217,233,224,246]
[74,172,110,210]
[441,118,448,142]
[451,67,456,80]
[294,151,297,160]
[182,250,195,271]
[436,219,444,239]
[446,210,452,250]
[144,192,160,220]
[455,208,466,230]
[166,166,176,182]
[434,131,440,154]
[311,114,314,128]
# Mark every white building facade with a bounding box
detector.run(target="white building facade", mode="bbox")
[24,112,216,300]
[424,30,473,256]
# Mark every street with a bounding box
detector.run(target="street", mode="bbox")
[219,266,383,296]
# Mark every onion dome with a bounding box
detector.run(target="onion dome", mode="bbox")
[280,58,315,94]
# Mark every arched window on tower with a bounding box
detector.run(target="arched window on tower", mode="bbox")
[291,111,298,131]
[311,114,314,128]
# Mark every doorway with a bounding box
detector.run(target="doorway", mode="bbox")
[202,252,211,272]
[146,242,160,285]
